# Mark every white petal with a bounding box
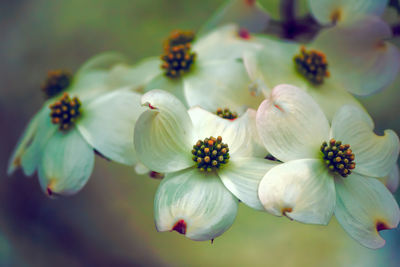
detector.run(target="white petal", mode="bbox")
[20,106,57,176]
[109,57,162,93]
[258,159,336,225]
[305,79,365,121]
[154,168,238,241]
[308,0,388,25]
[218,157,279,210]
[8,111,40,175]
[68,70,110,102]
[188,107,256,157]
[331,105,399,177]
[134,90,194,173]
[75,52,126,75]
[134,162,149,175]
[256,84,330,162]
[193,24,262,62]
[247,38,307,90]
[312,16,400,95]
[242,50,271,97]
[334,173,400,249]
[38,129,95,197]
[199,0,269,35]
[184,60,264,112]
[77,89,146,165]
[381,164,399,193]
[144,73,186,105]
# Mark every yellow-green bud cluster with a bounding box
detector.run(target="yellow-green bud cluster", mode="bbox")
[161,29,196,78]
[192,136,230,172]
[294,46,329,85]
[41,70,72,98]
[321,139,355,178]
[49,93,81,131]
[216,108,238,120]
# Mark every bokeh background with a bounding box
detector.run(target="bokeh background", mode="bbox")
[1,0,399,266]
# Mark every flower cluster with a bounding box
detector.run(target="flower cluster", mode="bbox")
[8,0,400,249]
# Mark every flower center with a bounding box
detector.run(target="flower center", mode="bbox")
[163,30,195,49]
[49,93,82,131]
[294,46,330,85]
[161,30,196,78]
[192,136,230,172]
[320,139,355,177]
[42,70,72,98]
[216,108,238,120]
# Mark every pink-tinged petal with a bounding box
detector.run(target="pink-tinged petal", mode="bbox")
[256,84,330,162]
[331,105,399,178]
[154,168,238,241]
[334,173,400,249]
[381,164,399,193]
[259,159,336,225]
[134,90,194,173]
[218,157,279,210]
[312,16,400,95]
[308,0,388,25]
[38,129,95,197]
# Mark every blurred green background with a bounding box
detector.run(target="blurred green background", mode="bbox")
[1,0,399,266]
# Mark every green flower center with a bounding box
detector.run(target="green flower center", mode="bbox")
[216,108,238,120]
[42,70,72,98]
[161,29,196,79]
[192,136,230,172]
[49,93,82,131]
[321,139,356,177]
[294,46,329,85]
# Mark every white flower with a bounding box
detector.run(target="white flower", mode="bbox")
[244,16,400,118]
[8,53,146,196]
[256,84,400,249]
[308,0,388,25]
[121,25,264,114]
[134,90,277,241]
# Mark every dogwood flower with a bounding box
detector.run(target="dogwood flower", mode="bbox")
[8,53,146,196]
[122,25,264,114]
[244,16,399,118]
[308,0,388,25]
[134,90,277,241]
[256,84,400,249]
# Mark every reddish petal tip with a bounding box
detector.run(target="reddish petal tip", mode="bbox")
[238,28,251,40]
[245,0,256,6]
[376,221,390,232]
[46,186,53,196]
[171,219,187,235]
